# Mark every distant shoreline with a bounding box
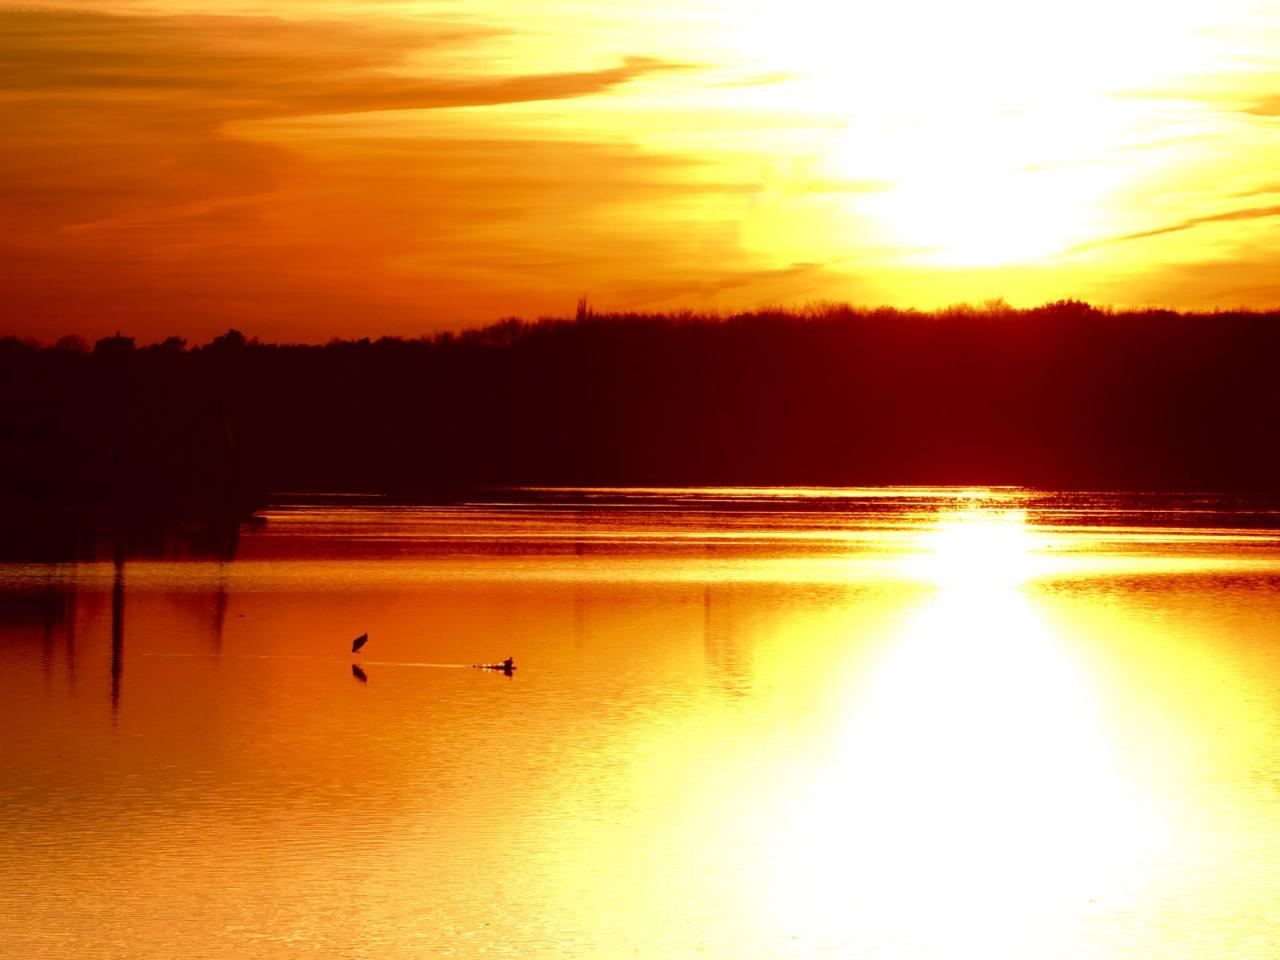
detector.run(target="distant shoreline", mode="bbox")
[3,303,1278,523]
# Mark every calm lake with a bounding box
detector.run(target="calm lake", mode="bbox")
[2,488,1279,959]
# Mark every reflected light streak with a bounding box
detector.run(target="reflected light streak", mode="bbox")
[762,511,1166,957]
[910,508,1041,587]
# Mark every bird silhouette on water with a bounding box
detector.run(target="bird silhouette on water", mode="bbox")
[352,633,368,654]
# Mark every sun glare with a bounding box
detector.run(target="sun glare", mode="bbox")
[909,508,1042,587]
[713,0,1243,268]
[762,547,1163,957]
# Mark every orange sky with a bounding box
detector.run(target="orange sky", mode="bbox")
[4,1,1280,342]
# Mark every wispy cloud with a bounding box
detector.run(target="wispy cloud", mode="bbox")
[1,10,683,117]
[1231,182,1280,199]
[617,259,856,309]
[1067,204,1280,253]
[0,9,688,236]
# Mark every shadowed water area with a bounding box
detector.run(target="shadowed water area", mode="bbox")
[2,488,1279,959]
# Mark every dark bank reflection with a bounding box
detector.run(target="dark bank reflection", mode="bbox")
[0,571,77,685]
[0,517,241,564]
[0,521,244,722]
[110,552,123,715]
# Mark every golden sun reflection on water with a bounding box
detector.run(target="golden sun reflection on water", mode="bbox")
[909,508,1040,587]
[766,510,1167,957]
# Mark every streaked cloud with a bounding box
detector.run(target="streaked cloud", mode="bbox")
[1067,204,1280,254]
[1,10,682,115]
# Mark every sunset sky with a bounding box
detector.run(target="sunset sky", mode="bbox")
[4,0,1280,342]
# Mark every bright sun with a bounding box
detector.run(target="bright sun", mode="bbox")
[717,0,1228,267]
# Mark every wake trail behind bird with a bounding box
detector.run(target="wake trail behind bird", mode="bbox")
[142,653,471,668]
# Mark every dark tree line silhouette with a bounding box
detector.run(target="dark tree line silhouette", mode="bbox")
[3,299,1279,541]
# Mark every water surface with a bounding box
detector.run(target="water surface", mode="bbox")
[3,488,1279,959]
